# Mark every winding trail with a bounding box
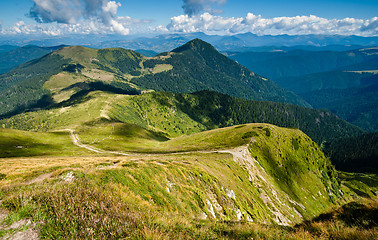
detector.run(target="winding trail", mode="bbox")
[67,129,129,156]
[65,128,247,157]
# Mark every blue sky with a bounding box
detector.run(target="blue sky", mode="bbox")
[0,0,377,36]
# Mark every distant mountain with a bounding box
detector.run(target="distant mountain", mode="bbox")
[2,32,378,52]
[0,45,18,53]
[94,33,378,52]
[0,45,67,74]
[0,39,309,119]
[300,80,378,132]
[274,51,378,131]
[228,48,378,80]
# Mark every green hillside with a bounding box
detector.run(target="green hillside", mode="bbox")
[132,39,309,107]
[0,120,376,239]
[0,90,375,239]
[0,39,310,119]
[0,91,363,144]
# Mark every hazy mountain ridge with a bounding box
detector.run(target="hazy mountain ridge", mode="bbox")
[3,32,378,52]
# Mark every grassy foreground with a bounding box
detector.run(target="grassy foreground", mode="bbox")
[0,155,376,239]
[0,122,377,239]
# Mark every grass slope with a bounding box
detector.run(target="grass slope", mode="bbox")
[0,121,376,239]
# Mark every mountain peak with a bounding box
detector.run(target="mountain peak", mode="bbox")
[171,38,217,53]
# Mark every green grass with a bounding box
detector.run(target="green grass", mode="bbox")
[0,128,93,157]
[1,161,376,239]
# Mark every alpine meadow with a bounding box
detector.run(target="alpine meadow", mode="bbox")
[0,0,377,239]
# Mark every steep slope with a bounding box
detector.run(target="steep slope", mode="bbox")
[0,121,354,226]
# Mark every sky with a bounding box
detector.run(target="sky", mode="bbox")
[0,0,377,37]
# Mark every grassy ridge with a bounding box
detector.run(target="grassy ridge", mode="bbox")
[0,91,364,145]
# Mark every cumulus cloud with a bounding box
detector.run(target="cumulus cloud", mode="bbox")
[3,16,154,36]
[27,0,130,35]
[167,12,378,36]
[182,0,226,16]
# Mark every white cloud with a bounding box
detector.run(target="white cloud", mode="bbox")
[167,12,378,36]
[3,18,135,36]
[27,0,130,35]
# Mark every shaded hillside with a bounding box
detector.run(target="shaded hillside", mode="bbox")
[301,80,378,131]
[324,132,378,173]
[228,47,378,132]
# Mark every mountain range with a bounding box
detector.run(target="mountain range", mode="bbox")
[2,32,378,52]
[0,38,309,120]
[0,38,377,239]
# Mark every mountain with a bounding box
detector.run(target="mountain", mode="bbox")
[95,33,378,52]
[3,32,378,52]
[279,53,378,131]
[300,81,378,132]
[0,40,375,238]
[0,45,66,74]
[131,39,309,107]
[0,39,310,119]
[227,47,378,80]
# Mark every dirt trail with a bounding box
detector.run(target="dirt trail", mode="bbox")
[66,129,129,156]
